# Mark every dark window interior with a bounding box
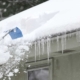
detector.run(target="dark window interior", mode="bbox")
[28,68,49,80]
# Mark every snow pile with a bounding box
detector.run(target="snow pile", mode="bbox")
[0,0,80,35]
[0,0,80,41]
[23,9,80,41]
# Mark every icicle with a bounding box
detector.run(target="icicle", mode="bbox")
[57,36,59,51]
[68,32,73,38]
[76,31,80,42]
[34,42,37,62]
[63,33,67,50]
[38,41,41,59]
[41,39,45,55]
[76,31,79,42]
[61,36,64,54]
[47,37,50,62]
[60,33,67,54]
[79,31,80,42]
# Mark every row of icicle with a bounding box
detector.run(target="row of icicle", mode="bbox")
[34,30,80,62]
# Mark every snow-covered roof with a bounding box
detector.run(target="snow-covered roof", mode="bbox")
[26,9,80,41]
[0,0,80,79]
[0,0,80,65]
[0,0,80,36]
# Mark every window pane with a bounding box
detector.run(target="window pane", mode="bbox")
[28,68,49,80]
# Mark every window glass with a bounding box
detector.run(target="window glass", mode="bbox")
[28,68,49,80]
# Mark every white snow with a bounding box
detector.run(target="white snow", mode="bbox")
[0,45,11,65]
[0,73,3,79]
[0,0,80,35]
[0,0,80,41]
[13,69,19,73]
[0,52,10,65]
[7,72,14,77]
[28,65,31,67]
[26,9,80,41]
[0,0,80,79]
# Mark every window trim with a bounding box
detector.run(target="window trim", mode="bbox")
[25,58,53,80]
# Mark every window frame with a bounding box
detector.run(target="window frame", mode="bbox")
[25,58,53,80]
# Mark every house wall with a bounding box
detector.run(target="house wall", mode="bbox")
[53,52,80,80]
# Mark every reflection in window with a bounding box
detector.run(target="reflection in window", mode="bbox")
[28,68,49,80]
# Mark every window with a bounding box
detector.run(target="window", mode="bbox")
[25,59,53,80]
[28,67,49,80]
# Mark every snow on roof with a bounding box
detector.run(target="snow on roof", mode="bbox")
[23,9,80,41]
[0,0,80,35]
[0,0,79,64]
[0,0,80,79]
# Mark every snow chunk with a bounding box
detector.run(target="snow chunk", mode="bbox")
[7,72,14,77]
[13,69,19,73]
[0,72,3,79]
[0,45,11,65]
